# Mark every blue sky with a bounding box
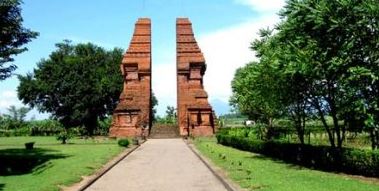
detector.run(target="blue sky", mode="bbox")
[0,0,284,119]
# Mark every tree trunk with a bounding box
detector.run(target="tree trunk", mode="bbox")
[62,137,67,144]
[84,116,98,136]
[291,102,306,145]
[329,100,343,149]
[294,118,305,145]
[315,101,336,148]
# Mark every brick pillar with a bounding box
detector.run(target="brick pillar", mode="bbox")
[176,18,217,136]
[110,18,152,137]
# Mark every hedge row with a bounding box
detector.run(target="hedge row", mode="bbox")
[216,134,379,177]
[0,126,62,137]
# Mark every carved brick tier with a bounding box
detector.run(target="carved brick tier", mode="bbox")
[110,18,151,137]
[176,18,217,136]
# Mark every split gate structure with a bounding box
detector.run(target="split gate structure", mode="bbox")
[110,18,217,137]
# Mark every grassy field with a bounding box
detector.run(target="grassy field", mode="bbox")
[0,136,125,191]
[194,137,379,191]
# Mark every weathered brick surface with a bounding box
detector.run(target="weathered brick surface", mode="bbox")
[176,18,217,136]
[110,18,151,137]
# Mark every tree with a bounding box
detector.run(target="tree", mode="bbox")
[230,62,282,125]
[154,106,177,124]
[0,105,30,129]
[151,92,158,122]
[5,105,30,122]
[277,0,379,149]
[165,106,176,124]
[17,40,123,135]
[232,0,379,148]
[0,0,38,80]
[250,28,314,144]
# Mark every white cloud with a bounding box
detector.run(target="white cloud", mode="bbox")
[198,14,281,104]
[152,62,177,116]
[235,0,286,12]
[0,90,21,109]
[2,90,17,98]
[152,13,282,116]
[0,89,50,120]
[0,90,24,116]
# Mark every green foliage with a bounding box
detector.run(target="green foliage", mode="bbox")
[216,133,379,177]
[151,92,158,122]
[96,117,112,136]
[29,119,64,136]
[165,106,176,124]
[4,105,31,123]
[195,138,379,191]
[56,131,72,144]
[0,116,65,137]
[0,105,31,130]
[0,0,38,80]
[230,61,284,124]
[154,106,177,124]
[117,138,130,147]
[218,114,247,128]
[17,40,123,135]
[232,0,379,149]
[0,126,29,137]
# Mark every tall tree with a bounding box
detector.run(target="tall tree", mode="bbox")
[232,0,379,148]
[5,105,30,122]
[277,0,379,149]
[17,40,123,135]
[0,105,30,129]
[250,28,314,144]
[0,0,38,80]
[165,106,176,124]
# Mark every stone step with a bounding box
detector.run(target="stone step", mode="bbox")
[149,134,180,139]
[149,124,180,139]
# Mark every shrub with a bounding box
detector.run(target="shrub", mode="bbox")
[118,139,130,147]
[216,133,379,177]
[29,119,63,136]
[96,117,112,136]
[0,127,30,137]
[0,119,65,137]
[56,131,72,144]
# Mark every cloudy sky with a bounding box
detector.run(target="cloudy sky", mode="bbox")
[0,0,285,119]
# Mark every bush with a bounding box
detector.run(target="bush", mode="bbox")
[29,119,64,136]
[0,127,30,137]
[56,131,72,144]
[0,119,65,137]
[96,117,112,136]
[216,133,379,177]
[118,139,130,147]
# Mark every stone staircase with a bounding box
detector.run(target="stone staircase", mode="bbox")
[149,124,180,139]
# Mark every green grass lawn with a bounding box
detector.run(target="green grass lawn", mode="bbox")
[0,136,125,191]
[194,137,379,191]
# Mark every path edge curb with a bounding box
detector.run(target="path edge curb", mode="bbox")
[185,139,242,191]
[69,140,145,191]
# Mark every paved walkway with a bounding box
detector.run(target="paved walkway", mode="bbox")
[85,139,228,191]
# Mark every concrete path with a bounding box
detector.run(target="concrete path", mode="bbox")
[85,139,228,191]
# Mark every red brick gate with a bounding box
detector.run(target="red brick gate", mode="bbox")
[176,18,217,137]
[109,18,152,137]
[110,18,217,137]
